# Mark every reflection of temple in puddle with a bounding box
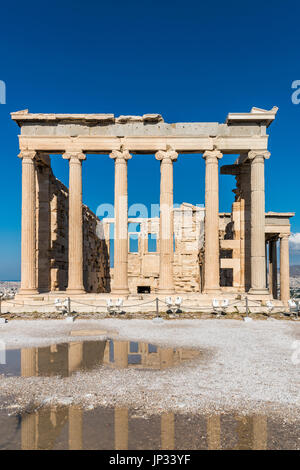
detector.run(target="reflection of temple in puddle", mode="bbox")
[20,340,201,377]
[19,406,271,450]
[15,341,275,449]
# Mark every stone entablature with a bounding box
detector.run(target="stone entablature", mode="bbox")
[12,107,277,137]
[265,212,294,235]
[11,107,277,154]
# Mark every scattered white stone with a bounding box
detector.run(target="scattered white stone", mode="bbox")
[152,317,164,324]
[243,317,253,322]
[57,397,73,406]
[65,316,75,323]
[0,318,8,324]
[42,398,53,406]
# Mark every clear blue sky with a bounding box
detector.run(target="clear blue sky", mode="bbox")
[0,0,300,280]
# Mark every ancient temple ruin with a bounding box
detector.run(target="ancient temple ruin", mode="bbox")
[10,106,294,308]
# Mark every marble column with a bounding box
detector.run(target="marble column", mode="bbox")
[63,152,86,294]
[161,413,175,449]
[21,348,36,377]
[68,342,83,375]
[19,151,38,294]
[280,234,290,304]
[269,239,278,299]
[252,415,267,450]
[207,415,221,450]
[114,341,128,368]
[21,413,37,450]
[202,150,222,293]
[69,406,83,450]
[114,408,128,450]
[248,150,270,294]
[155,147,178,294]
[110,149,132,295]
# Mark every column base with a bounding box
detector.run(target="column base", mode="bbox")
[17,289,39,296]
[203,288,221,295]
[248,288,269,295]
[66,288,86,295]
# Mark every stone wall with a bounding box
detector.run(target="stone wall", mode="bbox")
[104,204,205,294]
[83,207,110,293]
[106,201,291,296]
[36,163,110,293]
[173,204,204,292]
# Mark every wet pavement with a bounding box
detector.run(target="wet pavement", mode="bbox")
[0,335,299,450]
[0,406,299,450]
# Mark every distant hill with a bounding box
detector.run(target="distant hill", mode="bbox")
[290,265,300,277]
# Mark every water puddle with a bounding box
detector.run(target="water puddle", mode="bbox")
[0,406,298,450]
[0,339,202,377]
[1,339,297,450]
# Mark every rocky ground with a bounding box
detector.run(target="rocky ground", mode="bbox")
[0,281,19,298]
[0,318,299,423]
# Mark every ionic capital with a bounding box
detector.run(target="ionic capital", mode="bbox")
[202,150,223,161]
[155,147,178,163]
[62,151,86,163]
[248,150,270,162]
[279,233,290,240]
[109,148,132,162]
[18,150,37,161]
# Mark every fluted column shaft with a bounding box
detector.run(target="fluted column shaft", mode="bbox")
[161,413,175,450]
[207,415,221,450]
[280,234,290,304]
[63,152,86,293]
[114,408,128,450]
[155,148,178,294]
[68,342,83,374]
[249,151,270,294]
[21,348,36,377]
[19,151,38,294]
[21,413,37,450]
[203,150,222,293]
[69,406,83,450]
[110,149,131,295]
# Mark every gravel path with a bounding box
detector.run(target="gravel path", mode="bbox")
[0,318,299,421]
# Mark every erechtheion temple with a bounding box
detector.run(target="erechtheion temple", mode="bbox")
[7,106,294,312]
